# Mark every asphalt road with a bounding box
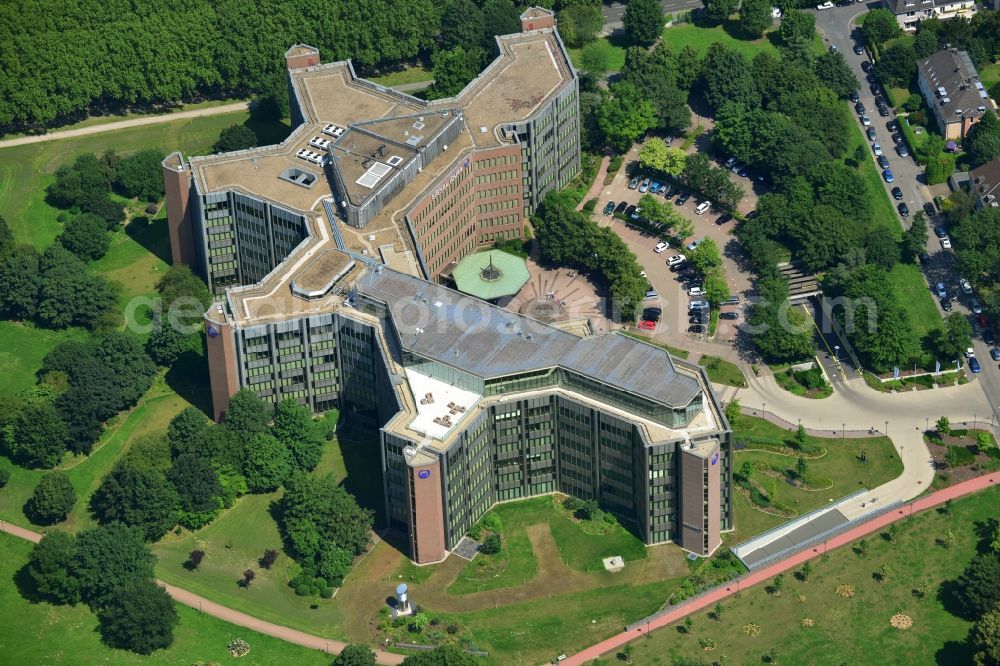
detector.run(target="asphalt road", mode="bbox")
[601,0,704,30]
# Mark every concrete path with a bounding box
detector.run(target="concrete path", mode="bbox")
[0,101,250,148]
[564,471,1000,665]
[0,520,404,665]
[576,154,611,212]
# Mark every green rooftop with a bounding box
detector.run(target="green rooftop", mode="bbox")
[452,249,530,301]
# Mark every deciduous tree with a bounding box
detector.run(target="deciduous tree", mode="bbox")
[861,8,901,47]
[738,0,772,39]
[223,389,272,441]
[75,523,156,609]
[241,433,292,492]
[214,124,257,153]
[26,471,76,524]
[623,0,664,47]
[9,401,70,468]
[273,397,326,471]
[334,644,378,666]
[58,213,110,261]
[97,579,178,653]
[27,530,80,604]
[92,461,180,541]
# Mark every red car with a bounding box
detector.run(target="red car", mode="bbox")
[978,314,989,328]
[638,320,656,331]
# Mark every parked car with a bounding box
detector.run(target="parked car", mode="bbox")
[978,314,990,328]
[694,201,711,215]
[853,44,865,55]
[969,356,982,373]
[614,201,628,214]
[722,296,741,305]
[871,84,881,96]
[720,312,739,320]
[816,1,835,9]
[854,101,866,115]
[850,90,861,102]
[878,105,890,117]
[861,60,872,73]
[602,201,615,215]
[637,319,656,330]
[891,132,902,144]
[654,241,669,253]
[724,156,738,169]
[891,186,903,200]
[643,312,660,323]
[897,202,909,217]
[689,286,704,297]
[867,126,877,141]
[667,254,686,267]
[689,300,709,310]
[985,330,996,345]
[644,289,658,299]
[960,278,973,295]
[630,207,642,220]
[941,236,952,249]
[624,204,637,218]
[643,307,662,317]
[687,239,702,251]
[990,348,1000,361]
[883,168,894,182]
[862,115,872,126]
[966,347,976,359]
[639,178,651,193]
[934,225,948,238]
[675,192,691,205]
[730,161,744,174]
[887,119,899,131]
[628,177,640,190]
[877,155,890,169]
[872,142,883,156]
[897,144,909,157]
[936,282,948,299]
[924,202,937,217]
[941,298,952,312]
[715,213,732,225]
[745,210,759,220]
[971,298,984,314]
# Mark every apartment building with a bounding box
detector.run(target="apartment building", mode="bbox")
[916,48,997,141]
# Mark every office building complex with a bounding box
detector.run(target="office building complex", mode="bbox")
[163,12,733,564]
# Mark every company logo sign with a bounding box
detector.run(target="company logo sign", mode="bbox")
[711,452,719,466]
[418,469,431,479]
[207,325,219,338]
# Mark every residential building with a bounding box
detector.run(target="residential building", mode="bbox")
[970,158,1000,209]
[163,17,734,564]
[882,0,975,31]
[916,48,997,141]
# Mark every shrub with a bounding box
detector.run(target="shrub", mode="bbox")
[0,467,9,488]
[446,623,460,634]
[792,367,827,391]
[295,584,310,596]
[583,197,598,213]
[330,576,344,587]
[482,512,502,533]
[947,446,976,467]
[260,548,278,569]
[320,587,333,599]
[187,549,205,569]
[309,585,320,595]
[312,577,327,589]
[481,534,502,555]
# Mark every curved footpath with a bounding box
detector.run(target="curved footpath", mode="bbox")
[0,519,404,665]
[564,470,1000,665]
[0,101,250,148]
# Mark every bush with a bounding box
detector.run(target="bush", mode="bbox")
[0,467,9,488]
[320,587,333,599]
[792,367,827,390]
[583,197,598,213]
[309,585,320,595]
[947,445,976,467]
[312,577,327,589]
[481,534,502,555]
[330,576,344,587]
[295,584,310,596]
[482,512,502,533]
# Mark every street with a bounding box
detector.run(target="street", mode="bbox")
[601,0,704,32]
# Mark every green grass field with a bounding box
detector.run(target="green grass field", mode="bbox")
[731,414,902,542]
[888,263,942,341]
[0,535,333,666]
[566,37,628,73]
[660,21,825,61]
[368,65,433,87]
[0,378,194,533]
[625,485,1000,666]
[0,321,88,395]
[847,119,902,240]
[447,518,538,595]
[699,354,748,388]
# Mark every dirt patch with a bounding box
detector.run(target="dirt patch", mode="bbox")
[925,429,1000,486]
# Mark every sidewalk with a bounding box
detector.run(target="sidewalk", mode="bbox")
[563,471,1000,665]
[0,520,404,665]
[575,155,611,211]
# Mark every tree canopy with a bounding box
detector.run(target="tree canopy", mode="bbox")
[623,0,664,47]
[26,471,77,525]
[861,9,902,47]
[214,124,258,153]
[97,579,179,654]
[91,461,180,541]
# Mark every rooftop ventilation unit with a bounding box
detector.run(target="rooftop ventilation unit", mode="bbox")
[941,97,951,104]
[937,86,947,95]
[404,135,423,146]
[322,123,345,138]
[377,144,387,157]
[386,155,403,167]
[480,126,488,133]
[309,136,331,150]
[296,148,326,165]
[412,121,425,130]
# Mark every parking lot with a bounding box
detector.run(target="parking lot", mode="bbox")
[588,137,757,348]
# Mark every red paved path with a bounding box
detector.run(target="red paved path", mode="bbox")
[0,520,403,665]
[563,472,999,665]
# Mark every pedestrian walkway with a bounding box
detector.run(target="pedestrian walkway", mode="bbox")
[563,471,1000,665]
[0,520,404,665]
[575,154,611,212]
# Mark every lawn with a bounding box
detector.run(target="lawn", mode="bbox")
[698,354,748,388]
[0,109,284,249]
[624,485,1000,666]
[566,37,627,73]
[0,377,194,533]
[888,263,942,341]
[660,21,825,61]
[847,118,902,239]
[447,519,538,595]
[0,321,88,395]
[92,206,172,306]
[730,413,902,543]
[368,65,433,87]
[0,535,333,666]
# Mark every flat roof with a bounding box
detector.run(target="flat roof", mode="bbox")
[357,268,702,408]
[290,249,355,299]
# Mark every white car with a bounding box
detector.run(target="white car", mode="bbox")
[941,236,952,249]
[694,201,711,215]
[667,255,687,267]
[654,241,669,253]
[872,142,882,156]
[965,347,976,359]
[771,6,782,18]
[861,115,871,126]
[689,286,704,297]
[817,1,834,8]
[959,278,973,294]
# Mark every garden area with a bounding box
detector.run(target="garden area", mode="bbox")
[925,417,1000,489]
[619,485,1000,666]
[773,364,832,399]
[698,354,748,388]
[730,413,902,541]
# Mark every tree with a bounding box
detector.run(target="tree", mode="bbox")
[902,212,929,262]
[260,548,278,568]
[334,644,378,666]
[440,0,485,52]
[704,0,739,22]
[557,5,603,48]
[796,456,808,479]
[114,149,164,202]
[862,9,902,47]
[97,579,178,653]
[0,216,13,258]
[27,531,80,604]
[8,400,70,468]
[91,461,180,541]
[779,9,815,49]
[166,407,210,459]
[738,0,772,39]
[281,473,374,567]
[967,111,1000,168]
[928,314,973,361]
[242,569,256,587]
[213,124,257,153]
[580,42,612,77]
[914,26,939,58]
[972,608,1000,666]
[874,42,917,89]
[168,453,222,513]
[242,433,292,492]
[482,0,521,47]
[639,138,686,176]
[704,270,731,306]
[223,388,272,441]
[747,276,815,363]
[273,397,326,471]
[0,245,40,319]
[482,533,502,554]
[814,51,858,99]
[937,416,951,435]
[36,245,118,330]
[865,226,900,270]
[75,523,156,609]
[690,237,722,274]
[701,44,759,114]
[187,549,205,569]
[58,213,110,261]
[146,312,201,366]
[800,560,812,582]
[26,471,76,524]
[955,551,1000,619]
[318,543,354,581]
[426,47,484,100]
[155,264,211,316]
[401,644,479,665]
[623,0,664,47]
[598,82,656,152]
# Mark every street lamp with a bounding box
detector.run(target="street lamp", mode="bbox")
[834,345,839,361]
[925,416,929,432]
[885,420,889,436]
[763,401,766,418]
[842,422,846,440]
